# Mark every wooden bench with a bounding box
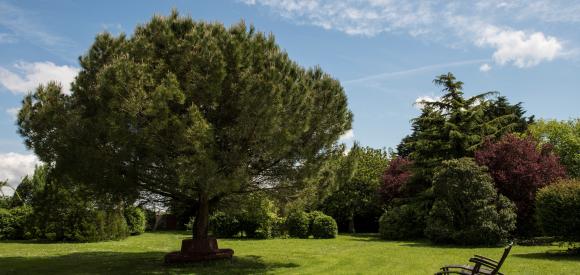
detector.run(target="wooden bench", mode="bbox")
[435,242,513,275]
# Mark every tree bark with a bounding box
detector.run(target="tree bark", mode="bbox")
[194,192,209,239]
[347,213,355,234]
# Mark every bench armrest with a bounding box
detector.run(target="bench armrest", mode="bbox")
[469,257,498,270]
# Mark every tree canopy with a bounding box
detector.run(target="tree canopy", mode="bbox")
[475,134,567,235]
[529,119,580,178]
[17,11,352,239]
[399,73,523,189]
[322,144,389,233]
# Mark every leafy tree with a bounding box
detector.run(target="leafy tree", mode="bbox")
[475,134,567,235]
[425,158,516,245]
[17,12,352,240]
[277,144,347,212]
[529,119,580,178]
[379,156,412,205]
[322,144,389,233]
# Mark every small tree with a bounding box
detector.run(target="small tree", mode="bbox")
[529,119,580,178]
[425,158,516,245]
[322,145,389,233]
[379,156,412,205]
[475,134,567,235]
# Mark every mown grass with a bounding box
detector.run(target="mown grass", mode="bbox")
[0,231,578,274]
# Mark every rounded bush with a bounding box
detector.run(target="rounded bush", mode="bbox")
[311,214,337,239]
[287,211,310,238]
[308,211,326,233]
[536,179,580,242]
[425,158,517,245]
[210,211,240,238]
[379,203,427,240]
[124,207,146,235]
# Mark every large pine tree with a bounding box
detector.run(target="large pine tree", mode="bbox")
[17,12,352,240]
[403,73,519,189]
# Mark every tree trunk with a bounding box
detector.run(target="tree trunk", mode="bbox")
[347,213,355,234]
[194,192,209,239]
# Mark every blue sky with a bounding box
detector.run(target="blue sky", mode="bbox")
[0,0,579,190]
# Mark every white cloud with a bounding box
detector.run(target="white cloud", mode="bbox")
[0,152,39,195]
[414,95,440,109]
[0,61,79,94]
[339,129,354,142]
[242,0,569,68]
[5,107,19,120]
[479,63,492,72]
[475,26,562,68]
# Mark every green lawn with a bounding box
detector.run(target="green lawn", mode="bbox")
[0,232,578,274]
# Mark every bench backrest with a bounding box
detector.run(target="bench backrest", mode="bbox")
[492,242,513,274]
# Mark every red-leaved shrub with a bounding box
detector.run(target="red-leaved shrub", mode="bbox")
[475,134,567,235]
[379,157,413,204]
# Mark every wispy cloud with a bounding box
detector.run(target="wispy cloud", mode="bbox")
[0,61,79,94]
[343,59,489,84]
[0,2,78,61]
[242,0,574,68]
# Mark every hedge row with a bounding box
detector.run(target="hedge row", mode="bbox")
[0,206,147,242]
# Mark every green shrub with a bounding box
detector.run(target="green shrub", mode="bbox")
[425,158,517,245]
[536,180,580,242]
[59,208,129,242]
[0,205,33,240]
[308,211,326,233]
[237,195,282,239]
[271,216,287,238]
[210,211,240,237]
[311,213,338,239]
[287,210,310,238]
[9,205,33,240]
[379,203,427,240]
[124,207,146,235]
[144,208,157,231]
[0,208,13,240]
[106,209,130,240]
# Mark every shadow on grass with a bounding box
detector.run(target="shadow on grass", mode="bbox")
[513,249,580,262]
[0,251,299,275]
[346,234,509,250]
